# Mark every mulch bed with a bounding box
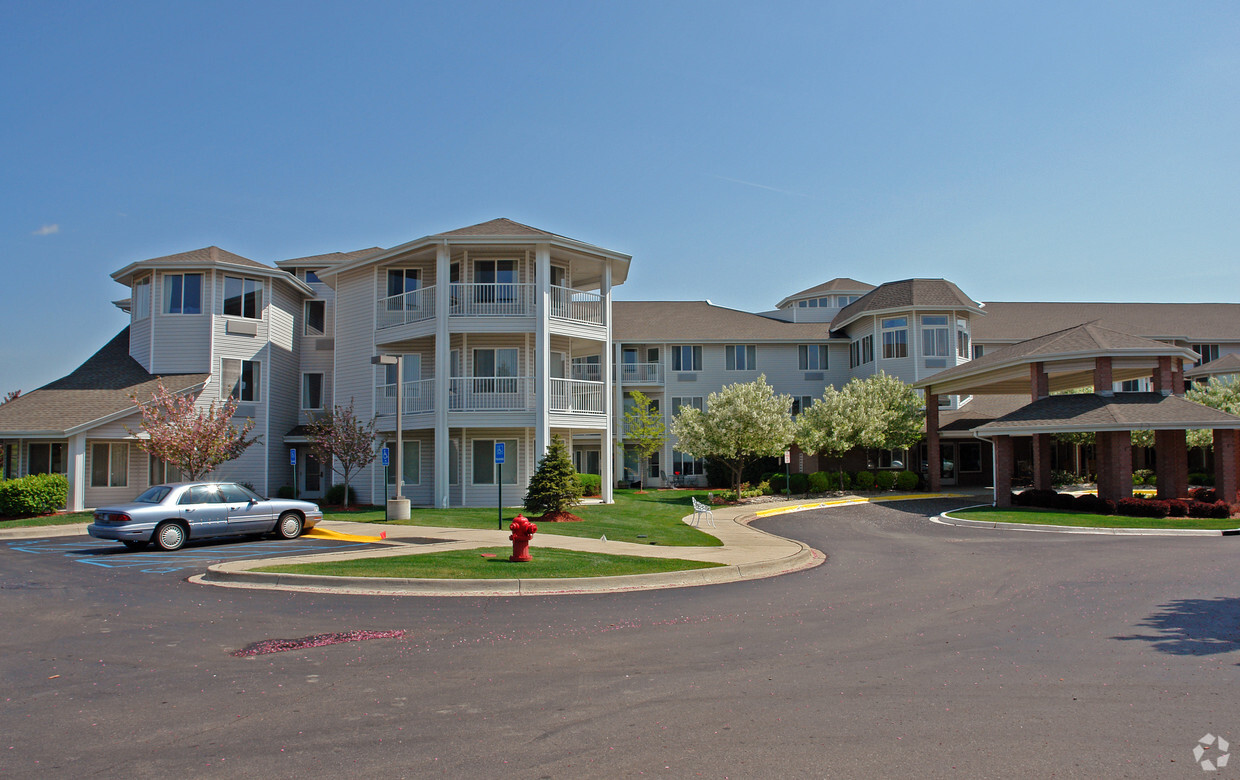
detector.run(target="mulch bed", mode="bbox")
[537,510,584,523]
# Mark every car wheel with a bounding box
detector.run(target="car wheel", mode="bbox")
[121,540,149,551]
[276,512,303,540]
[155,522,187,551]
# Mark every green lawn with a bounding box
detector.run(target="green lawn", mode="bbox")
[953,506,1240,530]
[325,489,723,547]
[257,546,724,579]
[0,511,93,528]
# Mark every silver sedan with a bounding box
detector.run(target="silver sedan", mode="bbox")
[87,482,324,551]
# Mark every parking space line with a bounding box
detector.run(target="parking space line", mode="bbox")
[4,537,375,575]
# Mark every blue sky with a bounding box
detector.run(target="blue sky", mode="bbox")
[3,1,1239,396]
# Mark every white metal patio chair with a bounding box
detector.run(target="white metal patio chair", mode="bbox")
[690,497,715,528]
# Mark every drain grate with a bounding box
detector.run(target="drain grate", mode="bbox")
[231,629,406,657]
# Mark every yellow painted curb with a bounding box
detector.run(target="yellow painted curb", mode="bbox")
[304,527,387,543]
[754,493,969,518]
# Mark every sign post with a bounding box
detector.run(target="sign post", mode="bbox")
[290,448,298,499]
[784,449,791,497]
[381,447,390,508]
[495,442,506,530]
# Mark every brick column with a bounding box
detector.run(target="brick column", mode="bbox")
[926,394,941,492]
[1094,357,1113,395]
[1096,430,1133,503]
[1173,359,1185,396]
[1215,429,1240,504]
[993,436,1013,506]
[1153,356,1173,395]
[1156,429,1189,499]
[1030,362,1049,400]
[1032,434,1053,490]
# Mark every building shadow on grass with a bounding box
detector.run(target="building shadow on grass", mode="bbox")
[1113,597,1240,660]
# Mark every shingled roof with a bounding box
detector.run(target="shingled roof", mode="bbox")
[0,329,208,436]
[832,278,982,330]
[275,247,385,268]
[434,218,560,238]
[973,392,1240,435]
[614,301,836,342]
[973,301,1240,343]
[776,278,875,308]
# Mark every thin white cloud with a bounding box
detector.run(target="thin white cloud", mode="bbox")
[714,175,809,198]
[32,224,60,236]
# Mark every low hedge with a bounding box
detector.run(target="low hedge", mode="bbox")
[895,471,919,490]
[1013,488,1232,520]
[576,473,602,496]
[0,473,69,518]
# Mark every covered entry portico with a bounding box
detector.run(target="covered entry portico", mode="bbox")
[916,321,1240,506]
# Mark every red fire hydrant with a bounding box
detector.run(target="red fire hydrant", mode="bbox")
[509,514,538,562]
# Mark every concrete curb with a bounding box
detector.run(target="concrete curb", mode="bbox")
[0,522,91,540]
[934,506,1240,537]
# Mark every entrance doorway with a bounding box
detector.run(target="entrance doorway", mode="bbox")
[940,442,957,486]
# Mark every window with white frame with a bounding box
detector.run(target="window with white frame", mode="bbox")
[133,276,151,319]
[972,344,985,360]
[956,318,970,358]
[385,440,420,485]
[473,348,518,393]
[387,268,420,298]
[725,345,757,371]
[472,439,518,484]
[921,315,950,357]
[162,273,203,315]
[27,443,64,475]
[221,359,261,402]
[791,395,815,416]
[1193,344,1220,365]
[850,335,874,368]
[882,317,908,359]
[149,454,183,485]
[799,344,828,371]
[671,345,702,371]
[873,447,906,470]
[304,269,322,284]
[449,439,460,485]
[91,442,128,487]
[223,276,263,319]
[673,449,704,476]
[302,373,324,410]
[671,396,704,415]
[305,300,326,336]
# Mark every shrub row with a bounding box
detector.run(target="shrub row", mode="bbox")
[1012,488,1232,519]
[0,474,69,518]
[576,473,602,496]
[767,470,920,494]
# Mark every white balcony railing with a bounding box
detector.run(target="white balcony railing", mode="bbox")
[550,285,603,325]
[571,363,602,382]
[550,378,606,414]
[448,283,534,317]
[376,286,436,330]
[449,377,534,411]
[375,379,435,416]
[619,362,663,384]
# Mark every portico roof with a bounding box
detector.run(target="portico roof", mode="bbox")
[1184,353,1240,380]
[917,320,1199,396]
[971,392,1240,436]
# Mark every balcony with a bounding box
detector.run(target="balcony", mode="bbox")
[550,285,603,325]
[571,363,602,382]
[550,378,606,414]
[377,286,436,330]
[618,362,663,384]
[449,283,534,318]
[449,377,534,411]
[375,379,435,416]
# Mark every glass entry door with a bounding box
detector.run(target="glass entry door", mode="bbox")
[940,442,957,486]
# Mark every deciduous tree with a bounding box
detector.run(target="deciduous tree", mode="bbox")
[623,390,667,491]
[305,401,378,509]
[671,375,795,496]
[128,381,261,481]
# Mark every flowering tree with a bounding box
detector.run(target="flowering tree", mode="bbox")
[128,381,261,480]
[305,401,378,509]
[798,372,923,481]
[671,375,796,496]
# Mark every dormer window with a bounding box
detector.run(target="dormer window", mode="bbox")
[224,276,264,319]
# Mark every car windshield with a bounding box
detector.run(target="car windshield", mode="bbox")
[133,486,172,503]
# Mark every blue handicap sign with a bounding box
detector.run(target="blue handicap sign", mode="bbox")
[494,442,505,464]
[289,448,296,466]
[381,447,390,467]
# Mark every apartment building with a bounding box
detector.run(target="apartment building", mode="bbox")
[3,218,1239,509]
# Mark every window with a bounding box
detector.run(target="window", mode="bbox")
[449,439,460,485]
[959,442,982,473]
[1194,344,1220,365]
[725,345,757,371]
[799,344,828,371]
[305,300,326,336]
[671,345,702,371]
[673,450,704,476]
[850,335,874,368]
[302,373,324,410]
[385,440,421,485]
[473,348,518,393]
[874,448,906,470]
[90,443,128,488]
[223,276,263,319]
[921,316,950,357]
[972,344,985,360]
[473,259,517,304]
[473,439,517,484]
[882,317,908,359]
[149,455,183,486]
[179,485,223,505]
[574,449,600,475]
[222,359,261,402]
[305,269,321,284]
[162,273,202,314]
[387,268,420,298]
[27,443,64,475]
[671,396,704,415]
[1121,379,1144,392]
[133,276,151,319]
[791,396,815,416]
[956,318,970,358]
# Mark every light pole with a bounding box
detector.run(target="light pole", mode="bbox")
[372,354,410,520]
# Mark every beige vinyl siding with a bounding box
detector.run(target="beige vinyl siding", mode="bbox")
[151,271,211,373]
[298,283,335,425]
[334,266,384,503]
[83,440,142,508]
[266,281,301,496]
[129,315,152,371]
